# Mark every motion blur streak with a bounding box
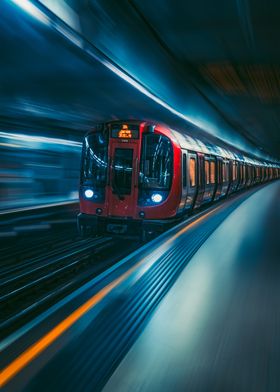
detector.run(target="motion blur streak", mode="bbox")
[0,206,219,387]
[10,0,50,25]
[11,0,209,132]
[0,132,81,211]
[0,132,81,147]
[102,61,205,129]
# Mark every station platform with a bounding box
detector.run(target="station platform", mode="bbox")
[1,181,279,392]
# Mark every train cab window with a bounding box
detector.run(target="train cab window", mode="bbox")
[205,160,210,184]
[189,157,196,187]
[82,132,108,187]
[182,153,187,188]
[210,161,215,184]
[139,134,172,190]
[222,162,229,182]
[113,148,133,195]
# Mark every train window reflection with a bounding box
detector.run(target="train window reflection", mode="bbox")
[210,161,215,184]
[113,148,133,195]
[205,160,210,184]
[82,133,108,187]
[189,158,196,187]
[183,153,187,188]
[232,162,237,181]
[223,162,229,182]
[139,134,172,190]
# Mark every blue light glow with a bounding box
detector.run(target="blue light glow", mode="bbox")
[0,132,82,149]
[10,0,50,25]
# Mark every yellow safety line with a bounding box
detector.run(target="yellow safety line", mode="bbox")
[0,205,220,387]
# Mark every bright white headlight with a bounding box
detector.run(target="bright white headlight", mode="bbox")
[84,189,94,198]
[151,193,163,203]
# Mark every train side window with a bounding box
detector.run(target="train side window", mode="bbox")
[223,162,229,182]
[189,157,196,187]
[204,160,210,184]
[183,153,187,188]
[232,162,236,181]
[210,161,215,184]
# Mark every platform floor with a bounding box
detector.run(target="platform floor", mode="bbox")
[103,181,280,392]
[1,181,279,392]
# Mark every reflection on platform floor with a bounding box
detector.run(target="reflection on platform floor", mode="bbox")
[104,181,280,392]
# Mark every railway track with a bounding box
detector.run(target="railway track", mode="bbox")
[0,236,140,339]
[0,185,266,341]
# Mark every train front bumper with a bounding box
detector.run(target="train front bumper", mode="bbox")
[77,213,178,236]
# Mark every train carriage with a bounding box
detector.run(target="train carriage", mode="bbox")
[77,120,279,239]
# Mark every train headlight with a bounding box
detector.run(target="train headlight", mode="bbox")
[84,189,94,199]
[151,193,163,203]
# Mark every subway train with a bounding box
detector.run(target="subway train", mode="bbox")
[77,121,280,239]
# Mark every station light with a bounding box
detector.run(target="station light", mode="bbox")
[151,193,163,203]
[10,0,50,25]
[84,189,94,199]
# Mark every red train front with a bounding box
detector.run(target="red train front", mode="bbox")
[77,121,181,238]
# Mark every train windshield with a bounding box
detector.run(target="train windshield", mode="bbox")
[139,134,173,190]
[81,132,108,186]
[113,148,133,195]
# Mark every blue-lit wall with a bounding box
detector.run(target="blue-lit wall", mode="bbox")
[0,131,82,210]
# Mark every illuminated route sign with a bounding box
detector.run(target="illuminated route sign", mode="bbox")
[111,124,139,139]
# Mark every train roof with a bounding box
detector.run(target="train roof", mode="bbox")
[169,128,277,167]
[90,120,279,167]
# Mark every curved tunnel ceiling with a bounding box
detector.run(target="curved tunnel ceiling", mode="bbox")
[1,0,280,161]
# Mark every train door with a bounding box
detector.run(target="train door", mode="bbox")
[194,153,205,208]
[242,164,246,186]
[239,162,244,190]
[202,155,215,204]
[185,152,198,209]
[245,165,251,186]
[221,159,230,196]
[237,162,243,190]
[260,167,264,182]
[214,157,223,200]
[229,160,238,193]
[236,161,241,191]
[179,151,188,212]
[107,142,139,218]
